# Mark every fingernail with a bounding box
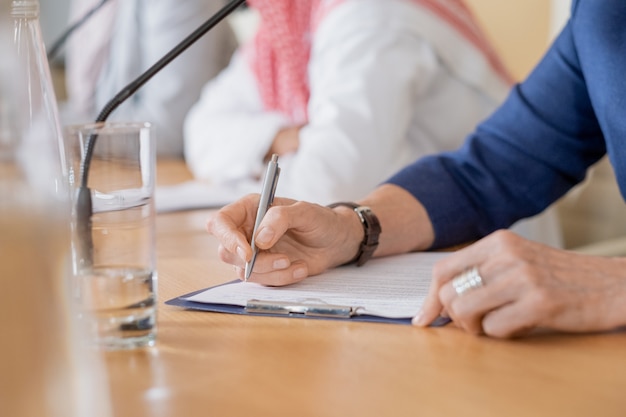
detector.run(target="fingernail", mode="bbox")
[236,246,246,261]
[273,258,289,269]
[233,265,243,279]
[293,267,307,280]
[256,227,274,245]
[412,311,427,326]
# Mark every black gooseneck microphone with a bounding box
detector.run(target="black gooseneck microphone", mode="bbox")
[47,0,113,61]
[75,0,247,266]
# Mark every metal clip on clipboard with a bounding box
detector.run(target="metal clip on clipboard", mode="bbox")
[245,299,357,318]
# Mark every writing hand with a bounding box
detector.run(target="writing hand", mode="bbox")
[207,194,361,286]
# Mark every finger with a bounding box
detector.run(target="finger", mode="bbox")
[233,265,244,280]
[253,201,324,250]
[415,233,513,327]
[217,244,244,268]
[207,196,259,261]
[412,262,448,326]
[246,260,309,286]
[437,271,480,333]
[216,243,292,271]
[207,214,252,261]
[438,265,498,309]
[481,300,537,339]
[246,252,293,275]
[443,275,521,334]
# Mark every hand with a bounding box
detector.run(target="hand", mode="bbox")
[414,230,626,338]
[266,125,303,159]
[207,194,363,286]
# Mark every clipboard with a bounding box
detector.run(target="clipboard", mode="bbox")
[166,281,448,326]
[165,252,453,327]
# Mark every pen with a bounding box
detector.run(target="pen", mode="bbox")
[245,154,280,281]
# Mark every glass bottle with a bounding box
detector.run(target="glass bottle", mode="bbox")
[0,4,112,417]
[11,0,66,191]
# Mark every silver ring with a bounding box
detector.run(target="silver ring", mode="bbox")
[452,266,485,296]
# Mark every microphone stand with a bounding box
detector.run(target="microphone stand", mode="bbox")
[75,0,247,267]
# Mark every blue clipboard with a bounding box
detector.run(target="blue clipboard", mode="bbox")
[165,280,451,327]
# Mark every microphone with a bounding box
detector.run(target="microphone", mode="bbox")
[75,0,247,266]
[47,0,113,61]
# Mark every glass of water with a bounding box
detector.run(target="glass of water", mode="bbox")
[64,121,157,350]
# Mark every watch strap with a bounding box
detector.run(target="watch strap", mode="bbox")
[328,202,381,266]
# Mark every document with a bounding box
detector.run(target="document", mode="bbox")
[169,252,450,323]
[155,179,260,213]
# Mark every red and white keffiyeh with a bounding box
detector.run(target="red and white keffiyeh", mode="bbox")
[245,0,344,124]
[246,0,511,124]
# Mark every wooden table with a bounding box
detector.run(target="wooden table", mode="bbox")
[103,160,626,417]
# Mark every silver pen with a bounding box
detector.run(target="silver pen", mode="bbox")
[245,154,281,281]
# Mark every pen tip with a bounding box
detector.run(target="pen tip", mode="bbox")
[244,262,252,281]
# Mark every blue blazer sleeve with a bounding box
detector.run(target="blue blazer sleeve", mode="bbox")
[386,0,607,249]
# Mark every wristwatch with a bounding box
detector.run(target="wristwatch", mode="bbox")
[327,202,381,266]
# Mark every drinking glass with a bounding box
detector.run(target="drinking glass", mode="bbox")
[64,121,157,350]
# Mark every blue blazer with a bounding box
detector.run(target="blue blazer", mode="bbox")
[387,0,626,249]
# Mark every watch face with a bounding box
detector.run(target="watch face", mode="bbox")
[356,207,380,233]
[327,202,380,266]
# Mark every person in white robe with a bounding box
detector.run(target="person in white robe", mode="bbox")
[184,0,562,247]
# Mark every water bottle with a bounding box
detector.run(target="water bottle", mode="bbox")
[11,0,65,185]
[0,3,112,417]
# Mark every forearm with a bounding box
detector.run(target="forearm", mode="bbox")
[357,184,435,258]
